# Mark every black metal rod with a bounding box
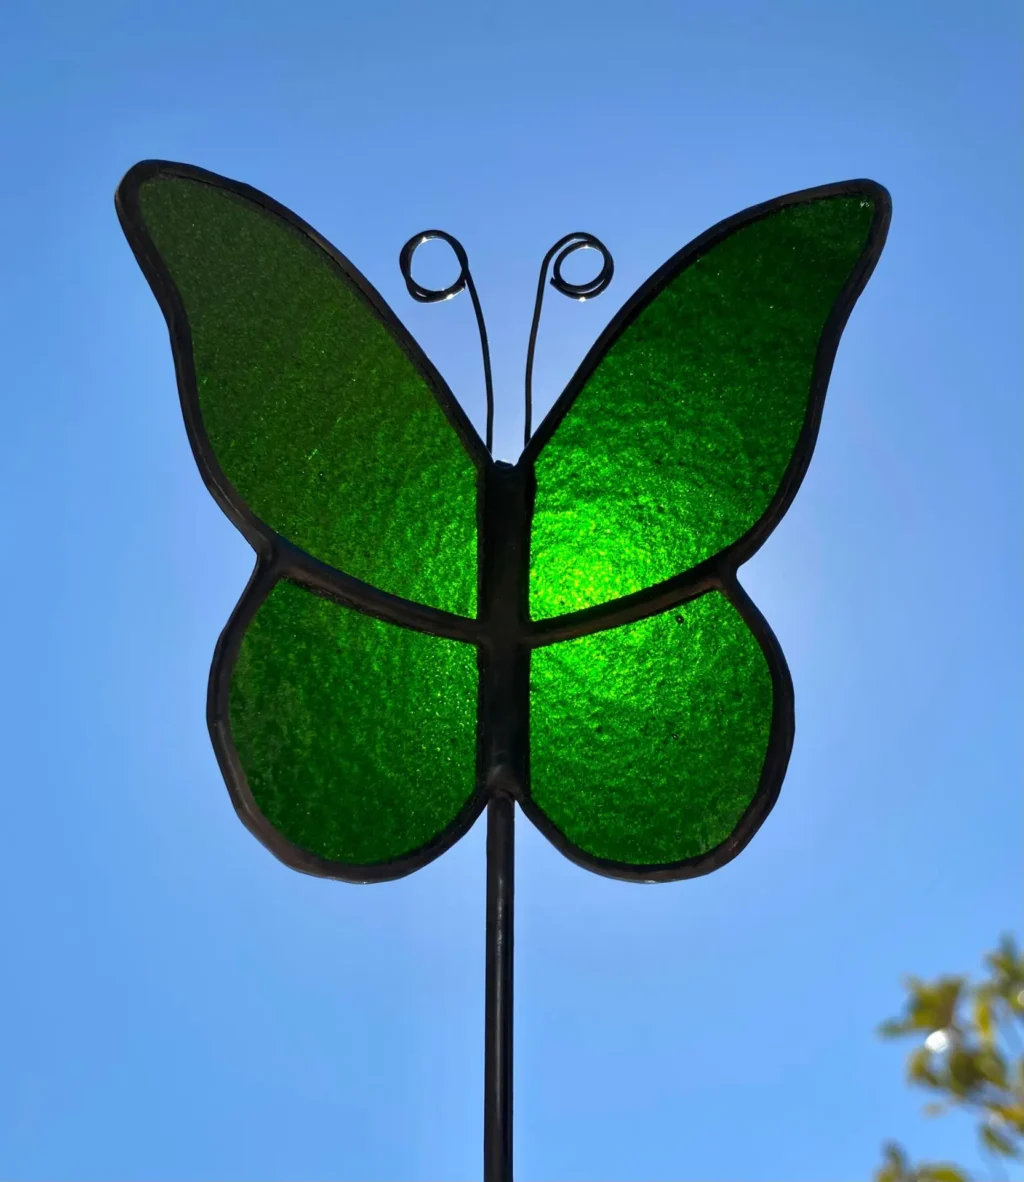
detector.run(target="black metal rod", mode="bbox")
[484,791,515,1182]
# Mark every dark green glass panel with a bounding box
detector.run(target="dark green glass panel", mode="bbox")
[530,196,876,619]
[529,592,773,865]
[138,176,477,617]
[229,580,478,865]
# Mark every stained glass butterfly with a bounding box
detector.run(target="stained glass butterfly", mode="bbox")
[116,161,890,885]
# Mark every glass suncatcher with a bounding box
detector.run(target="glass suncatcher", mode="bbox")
[116,161,890,1182]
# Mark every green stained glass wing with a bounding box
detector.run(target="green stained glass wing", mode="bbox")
[527,589,788,873]
[213,573,482,878]
[526,182,890,621]
[116,161,483,618]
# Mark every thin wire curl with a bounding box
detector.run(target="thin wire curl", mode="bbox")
[524,233,613,446]
[399,230,495,454]
[399,229,614,454]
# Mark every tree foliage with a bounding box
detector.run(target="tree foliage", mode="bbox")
[875,934,1024,1181]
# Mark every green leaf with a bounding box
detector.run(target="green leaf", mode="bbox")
[979,1121,1018,1157]
[984,935,1024,1004]
[989,1102,1024,1134]
[919,1166,970,1182]
[947,1047,983,1095]
[920,980,964,1032]
[908,1046,940,1087]
[973,992,995,1046]
[875,1141,911,1182]
[886,977,965,1040]
[975,1047,1008,1088]
[874,1144,972,1182]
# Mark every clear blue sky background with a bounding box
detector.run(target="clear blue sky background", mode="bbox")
[1,3,1020,1180]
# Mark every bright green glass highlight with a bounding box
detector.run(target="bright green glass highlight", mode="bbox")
[229,580,478,864]
[529,196,876,620]
[138,176,478,617]
[529,592,773,865]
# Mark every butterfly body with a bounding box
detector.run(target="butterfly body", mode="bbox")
[116,160,890,887]
[478,460,531,799]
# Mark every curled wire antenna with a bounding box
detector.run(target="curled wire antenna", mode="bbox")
[524,233,614,446]
[399,230,495,454]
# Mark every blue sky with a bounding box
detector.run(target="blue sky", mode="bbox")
[1,2,1020,1179]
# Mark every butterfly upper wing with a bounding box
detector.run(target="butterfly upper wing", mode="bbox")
[520,182,890,879]
[116,160,485,618]
[116,161,488,880]
[525,181,890,623]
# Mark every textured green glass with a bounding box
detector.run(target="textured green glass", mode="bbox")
[138,176,477,617]
[529,593,772,865]
[530,196,876,619]
[229,580,478,864]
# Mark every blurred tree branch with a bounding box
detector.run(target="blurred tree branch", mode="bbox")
[874,934,1024,1181]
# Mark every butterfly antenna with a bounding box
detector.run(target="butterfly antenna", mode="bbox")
[524,233,614,447]
[400,230,495,454]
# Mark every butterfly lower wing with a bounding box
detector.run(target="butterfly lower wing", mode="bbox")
[524,181,890,623]
[116,160,485,619]
[524,587,790,880]
[212,567,484,881]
